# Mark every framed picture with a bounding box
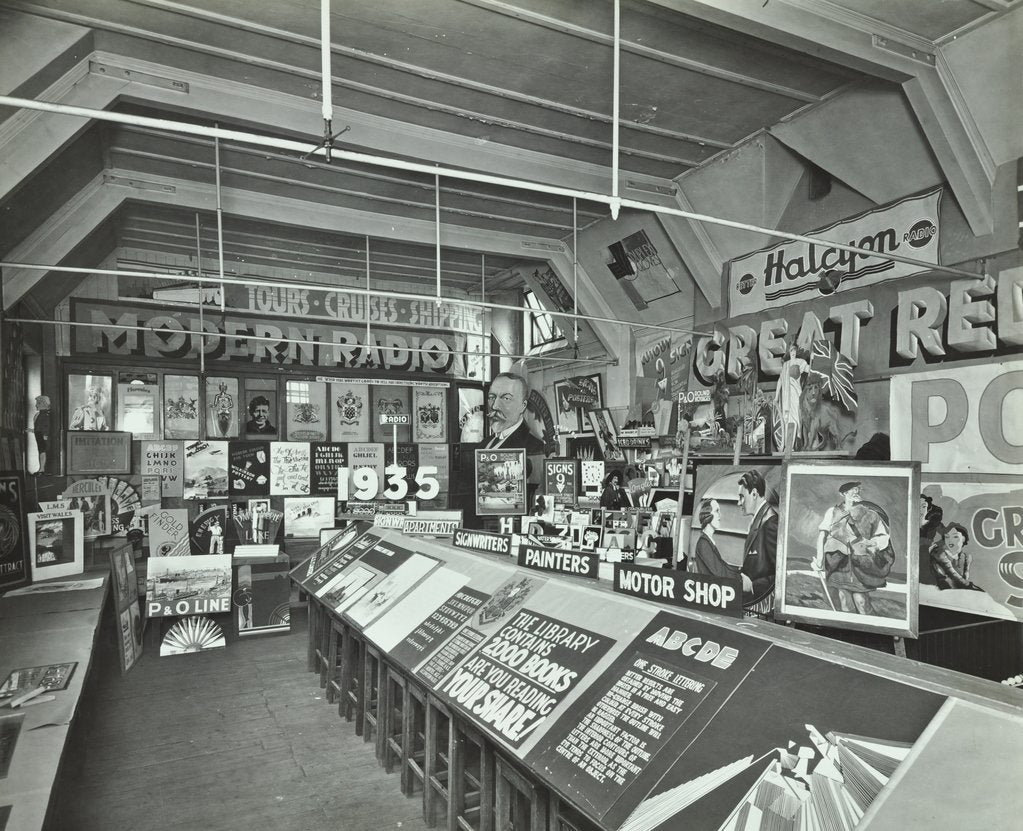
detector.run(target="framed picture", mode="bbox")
[27,509,84,581]
[286,380,328,441]
[66,431,132,475]
[116,371,160,440]
[243,379,279,439]
[67,373,112,432]
[164,374,200,440]
[206,377,240,439]
[330,382,371,442]
[109,545,141,674]
[145,555,232,618]
[62,480,113,540]
[553,374,602,435]
[475,448,527,516]
[0,472,30,592]
[775,460,920,638]
[587,408,625,462]
[183,440,229,499]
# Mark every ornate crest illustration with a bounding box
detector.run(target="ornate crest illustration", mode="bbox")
[335,390,363,425]
[418,403,441,425]
[293,403,320,424]
[377,398,404,416]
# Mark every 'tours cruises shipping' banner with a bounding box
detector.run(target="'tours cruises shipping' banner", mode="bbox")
[70,299,483,379]
[726,188,941,317]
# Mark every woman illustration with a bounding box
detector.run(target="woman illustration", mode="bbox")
[689,499,739,578]
[774,338,808,452]
[69,384,109,431]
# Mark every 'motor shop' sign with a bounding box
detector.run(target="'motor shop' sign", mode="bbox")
[71,299,474,378]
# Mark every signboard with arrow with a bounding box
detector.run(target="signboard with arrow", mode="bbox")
[544,458,579,506]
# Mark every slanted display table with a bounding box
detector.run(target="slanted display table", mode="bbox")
[294,525,1023,831]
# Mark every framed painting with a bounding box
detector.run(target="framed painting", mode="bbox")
[475,448,527,517]
[286,380,328,441]
[206,377,240,439]
[27,509,84,581]
[67,373,113,432]
[115,371,160,441]
[164,374,200,440]
[243,378,279,439]
[775,460,920,638]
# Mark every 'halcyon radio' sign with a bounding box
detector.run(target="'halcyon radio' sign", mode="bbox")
[726,188,941,317]
[70,299,478,378]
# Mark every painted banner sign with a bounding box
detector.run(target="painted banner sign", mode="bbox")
[920,474,1023,622]
[890,359,1022,474]
[70,299,476,378]
[614,563,741,617]
[726,188,941,317]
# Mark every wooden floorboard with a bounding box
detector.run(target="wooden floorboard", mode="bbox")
[48,602,431,831]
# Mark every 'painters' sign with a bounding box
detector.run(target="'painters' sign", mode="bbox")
[726,188,941,317]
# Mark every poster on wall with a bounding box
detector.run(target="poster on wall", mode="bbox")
[775,460,920,637]
[371,385,411,443]
[164,374,200,440]
[285,380,328,441]
[0,473,30,592]
[920,474,1023,621]
[67,373,112,431]
[418,444,449,507]
[147,507,190,557]
[27,509,84,581]
[270,442,311,495]
[61,479,112,540]
[475,448,527,517]
[329,382,371,442]
[115,372,160,440]
[725,187,942,317]
[234,554,291,637]
[228,441,270,496]
[310,443,347,496]
[89,476,144,537]
[141,441,183,498]
[284,496,336,539]
[183,441,229,499]
[588,409,625,462]
[457,386,485,443]
[190,504,228,555]
[412,387,447,443]
[347,443,385,501]
[544,458,578,505]
[890,359,1022,475]
[205,376,240,439]
[229,499,283,547]
[385,443,420,501]
[553,375,602,435]
[145,555,232,618]
[243,379,278,438]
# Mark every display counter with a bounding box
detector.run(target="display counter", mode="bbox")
[294,526,1022,831]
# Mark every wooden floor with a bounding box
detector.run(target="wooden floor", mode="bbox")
[49,602,431,831]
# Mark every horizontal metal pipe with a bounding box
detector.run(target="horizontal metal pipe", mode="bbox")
[0,261,712,337]
[4,316,616,368]
[0,95,985,281]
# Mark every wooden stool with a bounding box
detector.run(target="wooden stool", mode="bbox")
[450,716,494,831]
[495,755,548,831]
[423,694,453,827]
[403,682,428,798]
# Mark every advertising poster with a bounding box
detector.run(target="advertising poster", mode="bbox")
[776,461,919,638]
[270,442,311,495]
[27,510,84,581]
[147,508,190,557]
[96,476,144,537]
[412,386,447,443]
[229,499,283,548]
[418,444,449,507]
[285,380,328,441]
[141,441,183,498]
[145,555,232,617]
[476,449,527,516]
[329,382,371,442]
[385,443,419,501]
[283,496,335,539]
[164,374,200,440]
[189,503,228,555]
[61,479,112,540]
[544,458,579,505]
[67,373,112,431]
[457,386,485,443]
[228,441,271,496]
[310,442,347,496]
[243,379,278,438]
[109,547,142,674]
[183,441,229,499]
[233,554,291,637]
[920,474,1023,621]
[435,607,614,749]
[553,374,602,435]
[0,473,30,593]
[588,409,625,462]
[890,359,1022,475]
[371,385,411,443]
[205,376,240,439]
[344,551,438,628]
[347,443,385,501]
[115,371,160,440]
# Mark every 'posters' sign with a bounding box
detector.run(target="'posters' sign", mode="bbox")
[726,188,941,317]
[613,564,742,618]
